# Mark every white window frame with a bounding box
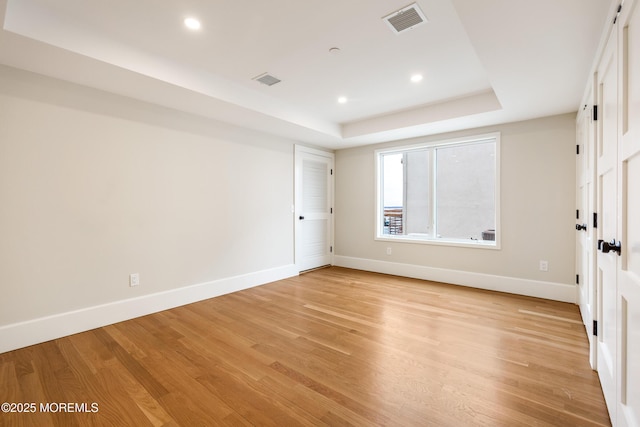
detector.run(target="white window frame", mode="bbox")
[374,132,501,249]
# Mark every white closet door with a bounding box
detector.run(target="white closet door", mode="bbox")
[577,97,598,370]
[295,146,333,272]
[617,1,640,425]
[596,26,619,424]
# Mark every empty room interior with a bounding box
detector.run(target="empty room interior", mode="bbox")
[1,0,639,426]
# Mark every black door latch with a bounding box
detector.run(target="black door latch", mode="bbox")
[598,239,622,256]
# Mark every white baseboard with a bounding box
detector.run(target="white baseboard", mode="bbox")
[0,264,298,354]
[333,256,577,303]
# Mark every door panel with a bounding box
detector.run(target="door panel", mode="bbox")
[618,1,640,424]
[619,155,640,427]
[596,27,618,424]
[577,102,598,369]
[295,146,333,272]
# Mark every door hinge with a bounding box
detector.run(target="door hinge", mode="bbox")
[330,207,333,214]
[330,246,333,253]
[593,212,598,228]
[576,209,580,220]
[593,105,598,121]
[593,320,598,336]
[576,144,580,155]
[613,3,622,24]
[330,168,333,175]
[576,274,580,285]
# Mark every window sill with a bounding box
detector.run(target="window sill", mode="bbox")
[375,234,500,250]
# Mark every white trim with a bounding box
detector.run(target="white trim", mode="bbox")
[294,144,334,159]
[333,255,576,303]
[374,234,500,250]
[0,264,298,354]
[374,132,500,155]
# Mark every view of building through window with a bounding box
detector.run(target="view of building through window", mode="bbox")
[378,135,498,246]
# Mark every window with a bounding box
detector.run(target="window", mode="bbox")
[376,133,499,248]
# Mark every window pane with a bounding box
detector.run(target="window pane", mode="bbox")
[435,142,495,241]
[404,149,431,235]
[381,153,404,235]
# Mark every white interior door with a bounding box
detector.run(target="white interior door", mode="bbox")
[596,26,619,425]
[577,96,598,369]
[617,1,640,424]
[295,146,334,272]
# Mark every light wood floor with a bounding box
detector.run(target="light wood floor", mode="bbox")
[0,267,610,426]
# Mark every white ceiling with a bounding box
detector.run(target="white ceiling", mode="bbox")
[0,0,612,149]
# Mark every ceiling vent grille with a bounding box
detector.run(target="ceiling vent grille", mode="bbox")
[383,3,427,34]
[253,73,281,86]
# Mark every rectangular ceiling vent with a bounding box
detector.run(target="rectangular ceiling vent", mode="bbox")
[383,3,427,34]
[253,73,281,86]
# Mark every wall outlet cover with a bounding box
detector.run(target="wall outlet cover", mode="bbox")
[130,273,140,287]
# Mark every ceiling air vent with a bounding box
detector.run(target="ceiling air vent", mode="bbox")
[383,3,427,34]
[253,73,281,86]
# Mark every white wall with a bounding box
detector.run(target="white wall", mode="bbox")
[335,114,577,301]
[0,65,297,345]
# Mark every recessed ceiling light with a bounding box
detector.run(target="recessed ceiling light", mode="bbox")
[338,96,348,104]
[411,74,423,83]
[184,17,201,30]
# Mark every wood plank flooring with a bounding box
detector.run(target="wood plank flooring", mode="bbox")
[0,267,610,426]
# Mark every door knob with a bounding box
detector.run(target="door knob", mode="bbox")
[598,239,622,256]
[575,224,587,231]
[299,216,305,220]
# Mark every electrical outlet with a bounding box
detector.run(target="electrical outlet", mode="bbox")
[129,273,140,287]
[386,247,392,255]
[539,261,549,272]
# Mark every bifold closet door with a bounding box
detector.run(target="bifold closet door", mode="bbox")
[616,0,640,425]
[595,24,619,424]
